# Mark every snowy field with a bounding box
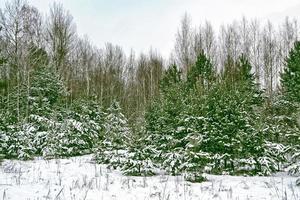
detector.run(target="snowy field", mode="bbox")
[0,155,299,200]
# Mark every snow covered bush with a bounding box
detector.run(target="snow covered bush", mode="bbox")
[95,149,138,171]
[0,131,7,160]
[0,113,8,159]
[6,123,36,160]
[121,152,156,176]
[48,101,105,157]
[94,100,133,168]
[28,114,56,157]
[288,146,300,176]
[162,149,186,175]
[103,100,131,149]
[120,140,157,176]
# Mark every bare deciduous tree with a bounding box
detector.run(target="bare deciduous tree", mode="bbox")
[46,2,76,80]
[175,13,193,79]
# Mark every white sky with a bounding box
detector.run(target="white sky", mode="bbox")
[1,0,300,57]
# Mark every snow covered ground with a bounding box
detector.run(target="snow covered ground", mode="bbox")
[0,155,299,200]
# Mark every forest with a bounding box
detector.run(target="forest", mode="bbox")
[0,0,300,182]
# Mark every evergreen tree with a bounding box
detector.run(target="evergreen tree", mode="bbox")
[51,99,105,157]
[200,55,265,174]
[29,66,66,116]
[280,41,300,175]
[144,64,191,175]
[0,112,8,159]
[0,65,67,159]
[187,50,214,90]
[103,100,131,149]
[281,41,300,104]
[145,65,185,159]
[278,41,300,145]
[121,139,156,176]
[94,100,132,167]
[27,66,66,157]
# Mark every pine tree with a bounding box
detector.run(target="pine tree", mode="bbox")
[281,41,300,104]
[280,41,300,175]
[0,65,67,159]
[121,139,156,176]
[27,66,67,157]
[144,64,194,175]
[47,99,106,157]
[94,100,132,167]
[279,41,300,145]
[145,65,185,158]
[187,50,214,90]
[0,112,8,159]
[29,66,66,115]
[200,55,265,174]
[104,100,131,149]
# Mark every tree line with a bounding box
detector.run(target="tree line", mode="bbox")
[1,1,299,122]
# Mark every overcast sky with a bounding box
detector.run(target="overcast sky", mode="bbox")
[1,0,300,57]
